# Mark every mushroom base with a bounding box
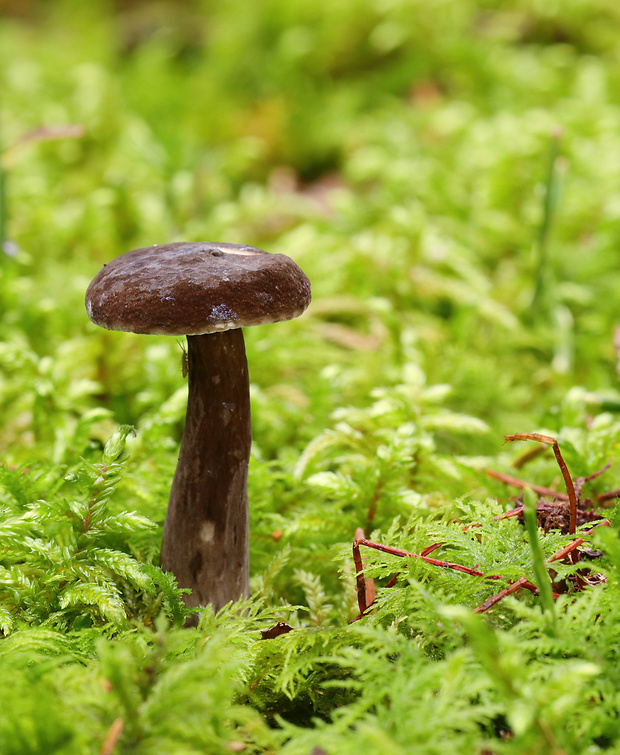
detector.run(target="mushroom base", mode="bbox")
[161,330,251,619]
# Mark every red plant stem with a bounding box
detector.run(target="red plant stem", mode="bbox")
[546,519,610,563]
[597,489,620,503]
[486,468,569,501]
[512,444,548,469]
[352,539,368,614]
[495,507,526,520]
[547,538,586,563]
[582,460,613,483]
[354,527,376,608]
[474,577,558,613]
[354,537,502,580]
[353,533,568,620]
[552,443,578,535]
[504,433,578,535]
[474,577,529,613]
[490,459,616,507]
[520,581,545,595]
[420,542,445,557]
[353,512,611,620]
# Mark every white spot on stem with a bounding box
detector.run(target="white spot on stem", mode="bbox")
[200,521,215,543]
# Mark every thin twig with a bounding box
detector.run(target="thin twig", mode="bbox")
[573,460,613,504]
[354,527,376,607]
[504,433,578,534]
[352,537,368,614]
[546,519,610,563]
[352,497,610,622]
[546,538,586,564]
[420,542,445,557]
[597,489,620,503]
[354,537,502,580]
[486,468,569,501]
[581,460,613,483]
[354,535,557,617]
[474,577,530,613]
[512,444,548,469]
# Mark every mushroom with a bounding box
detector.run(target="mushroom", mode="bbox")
[85,241,311,614]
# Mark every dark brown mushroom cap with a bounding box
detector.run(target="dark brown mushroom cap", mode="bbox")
[85,242,311,336]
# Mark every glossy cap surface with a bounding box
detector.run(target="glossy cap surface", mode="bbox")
[85,242,311,336]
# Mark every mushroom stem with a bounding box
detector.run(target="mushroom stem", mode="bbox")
[161,329,251,616]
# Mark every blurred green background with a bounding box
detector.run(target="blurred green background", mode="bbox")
[3,0,620,449]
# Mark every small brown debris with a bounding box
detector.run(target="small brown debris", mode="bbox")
[260,622,294,640]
